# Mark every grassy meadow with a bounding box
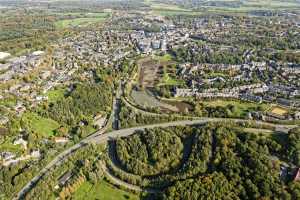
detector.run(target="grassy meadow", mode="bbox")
[22,112,60,136]
[73,180,139,200]
[55,12,109,29]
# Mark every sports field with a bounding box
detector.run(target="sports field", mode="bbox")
[270,106,288,116]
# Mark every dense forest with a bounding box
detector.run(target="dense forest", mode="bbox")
[287,127,300,166]
[113,123,300,199]
[116,128,183,176]
[41,83,112,134]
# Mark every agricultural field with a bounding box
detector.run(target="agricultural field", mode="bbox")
[145,0,202,16]
[145,0,183,9]
[55,18,106,29]
[148,2,190,12]
[73,180,139,200]
[153,10,202,16]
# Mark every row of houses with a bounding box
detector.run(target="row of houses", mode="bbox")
[0,150,41,167]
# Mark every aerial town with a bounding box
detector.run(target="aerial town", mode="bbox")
[0,0,299,200]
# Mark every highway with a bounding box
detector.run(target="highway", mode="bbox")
[14,117,297,199]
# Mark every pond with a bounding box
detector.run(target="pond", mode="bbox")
[161,99,193,113]
[131,88,193,113]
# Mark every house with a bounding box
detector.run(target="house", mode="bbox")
[137,39,152,54]
[263,95,275,102]
[277,98,294,107]
[0,152,15,161]
[0,116,9,125]
[54,137,69,144]
[40,71,51,80]
[0,52,11,60]
[36,96,48,101]
[31,51,44,56]
[239,93,263,103]
[151,40,161,49]
[30,150,41,158]
[13,137,28,149]
[15,102,26,115]
[279,164,289,181]
[161,39,167,51]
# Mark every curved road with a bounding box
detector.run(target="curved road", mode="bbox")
[14,118,297,199]
[100,161,159,194]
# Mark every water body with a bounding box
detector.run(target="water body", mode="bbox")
[131,89,193,113]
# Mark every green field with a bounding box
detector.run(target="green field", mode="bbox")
[0,140,23,155]
[145,0,201,16]
[153,10,202,16]
[206,72,229,79]
[46,88,66,102]
[55,15,108,29]
[0,96,17,107]
[202,99,271,117]
[152,54,185,86]
[73,180,139,200]
[153,54,173,62]
[160,69,184,86]
[22,112,60,136]
[150,3,190,12]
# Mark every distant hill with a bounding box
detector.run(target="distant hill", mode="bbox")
[149,0,300,11]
